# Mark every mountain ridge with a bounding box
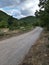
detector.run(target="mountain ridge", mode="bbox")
[0,10,36,28]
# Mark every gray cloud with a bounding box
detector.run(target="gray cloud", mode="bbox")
[0,0,26,8]
[21,9,33,16]
[0,0,39,19]
[0,0,19,8]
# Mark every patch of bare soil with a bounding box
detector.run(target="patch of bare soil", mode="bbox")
[0,30,20,41]
[21,31,49,65]
[0,29,33,41]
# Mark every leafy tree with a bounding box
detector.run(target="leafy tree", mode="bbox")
[7,16,14,30]
[0,18,2,22]
[35,0,49,30]
[8,16,13,26]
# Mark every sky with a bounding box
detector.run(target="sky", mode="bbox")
[0,0,39,19]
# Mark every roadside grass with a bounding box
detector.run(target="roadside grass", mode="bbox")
[19,26,33,31]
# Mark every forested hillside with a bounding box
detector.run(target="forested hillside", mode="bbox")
[0,10,37,30]
[0,10,9,28]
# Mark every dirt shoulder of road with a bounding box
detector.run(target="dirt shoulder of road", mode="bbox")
[0,29,33,41]
[21,31,49,65]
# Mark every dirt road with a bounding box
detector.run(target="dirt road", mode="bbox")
[0,27,43,65]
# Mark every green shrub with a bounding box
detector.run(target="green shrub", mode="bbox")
[20,27,26,31]
[0,30,4,36]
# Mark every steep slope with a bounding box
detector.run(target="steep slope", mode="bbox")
[0,10,18,28]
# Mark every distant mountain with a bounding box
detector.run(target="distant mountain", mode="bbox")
[20,16,36,23]
[0,10,36,28]
[0,10,18,21]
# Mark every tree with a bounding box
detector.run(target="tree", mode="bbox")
[8,16,13,26]
[35,0,49,30]
[8,16,14,30]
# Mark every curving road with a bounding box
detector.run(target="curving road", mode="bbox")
[0,27,43,65]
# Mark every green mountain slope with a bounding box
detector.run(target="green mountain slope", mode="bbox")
[0,10,18,28]
[0,10,10,23]
[19,16,36,25]
[0,10,37,29]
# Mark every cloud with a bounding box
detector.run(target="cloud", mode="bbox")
[0,0,39,19]
[0,0,19,8]
[10,9,25,19]
[0,0,26,8]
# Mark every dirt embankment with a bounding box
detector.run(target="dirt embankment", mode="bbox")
[21,31,49,65]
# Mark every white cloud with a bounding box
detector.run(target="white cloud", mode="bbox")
[0,0,39,19]
[0,0,19,8]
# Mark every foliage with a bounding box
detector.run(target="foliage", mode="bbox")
[0,10,38,30]
[0,10,9,28]
[35,0,49,30]
[8,16,13,26]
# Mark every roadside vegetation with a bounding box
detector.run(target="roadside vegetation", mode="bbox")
[0,10,38,39]
[35,0,49,30]
[0,10,37,30]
